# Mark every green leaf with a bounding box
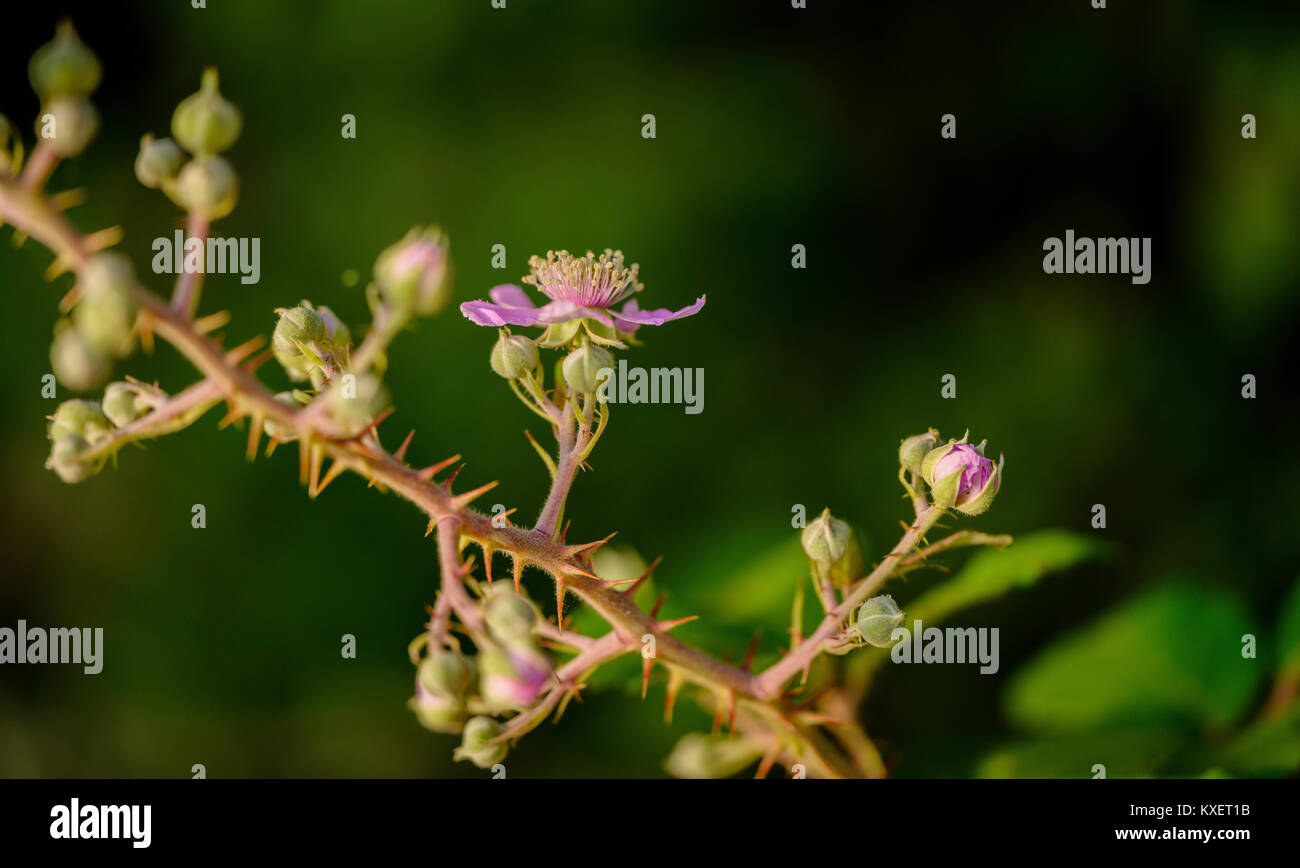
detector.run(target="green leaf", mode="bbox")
[977,723,1187,778]
[908,529,1110,625]
[1006,581,1262,734]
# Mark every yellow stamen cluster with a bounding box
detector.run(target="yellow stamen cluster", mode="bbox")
[523,249,643,308]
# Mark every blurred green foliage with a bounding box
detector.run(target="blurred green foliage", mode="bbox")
[1,1,1297,777]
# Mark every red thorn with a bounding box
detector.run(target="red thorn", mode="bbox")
[621,555,663,598]
[657,615,699,632]
[649,591,669,618]
[559,520,571,543]
[741,629,762,672]
[561,531,618,559]
[417,454,461,481]
[441,463,466,491]
[394,429,415,463]
[664,670,683,725]
[512,556,525,593]
[452,479,499,510]
[483,544,494,585]
[641,656,653,699]
[554,575,566,623]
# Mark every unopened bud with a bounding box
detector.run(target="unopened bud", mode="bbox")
[74,252,136,356]
[561,341,613,394]
[38,96,99,158]
[407,682,467,735]
[262,390,308,442]
[326,373,387,436]
[51,324,109,392]
[272,305,326,382]
[484,587,538,643]
[664,733,764,779]
[454,716,507,769]
[45,434,93,484]
[172,155,238,219]
[898,429,940,476]
[801,507,851,564]
[134,134,183,188]
[490,329,538,379]
[314,304,351,348]
[28,20,101,100]
[922,438,1003,514]
[171,68,241,156]
[478,644,550,712]
[856,595,904,648]
[48,399,112,443]
[374,226,452,317]
[419,650,474,700]
[101,382,148,428]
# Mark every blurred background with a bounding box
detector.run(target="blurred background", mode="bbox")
[1,0,1297,778]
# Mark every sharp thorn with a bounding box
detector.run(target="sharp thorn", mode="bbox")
[417,454,461,481]
[394,429,415,463]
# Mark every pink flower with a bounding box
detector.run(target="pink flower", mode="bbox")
[460,249,704,336]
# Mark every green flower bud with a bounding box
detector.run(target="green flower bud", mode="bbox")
[38,96,99,158]
[898,429,940,476]
[101,382,148,428]
[561,340,613,394]
[45,434,93,484]
[326,373,388,436]
[47,399,112,443]
[314,304,351,348]
[262,390,308,442]
[801,507,852,564]
[419,650,474,700]
[664,733,764,779]
[373,226,452,318]
[172,155,238,219]
[28,20,101,100]
[856,595,904,648]
[407,688,466,735]
[483,587,538,643]
[74,252,136,356]
[51,324,109,392]
[272,305,327,381]
[489,329,538,379]
[134,134,183,188]
[454,716,508,769]
[171,68,241,156]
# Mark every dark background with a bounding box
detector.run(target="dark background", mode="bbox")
[1,0,1297,777]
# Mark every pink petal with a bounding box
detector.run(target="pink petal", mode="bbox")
[460,299,544,327]
[489,284,537,309]
[612,295,706,329]
[535,299,615,328]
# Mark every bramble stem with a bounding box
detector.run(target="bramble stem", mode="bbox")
[755,506,944,699]
[170,212,208,317]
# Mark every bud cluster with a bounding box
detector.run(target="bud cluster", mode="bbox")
[28,20,102,158]
[43,381,155,483]
[51,252,139,392]
[408,585,553,769]
[136,68,242,219]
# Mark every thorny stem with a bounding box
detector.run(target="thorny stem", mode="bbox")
[1,160,1006,774]
[170,212,209,317]
[755,506,944,699]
